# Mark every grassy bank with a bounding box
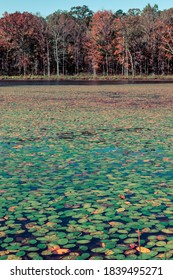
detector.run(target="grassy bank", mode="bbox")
[1,74,173,80]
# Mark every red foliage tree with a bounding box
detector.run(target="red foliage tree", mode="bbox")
[86,11,116,76]
[0,12,45,75]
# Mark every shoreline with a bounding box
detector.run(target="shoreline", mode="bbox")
[1,78,173,87]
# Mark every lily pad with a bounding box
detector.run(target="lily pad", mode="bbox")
[0,232,6,238]
[77,240,90,244]
[57,239,68,246]
[80,245,88,251]
[161,228,173,234]
[156,241,167,247]
[91,248,106,253]
[4,237,14,243]
[136,247,150,253]
[124,238,138,244]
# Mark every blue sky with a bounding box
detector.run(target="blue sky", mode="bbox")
[0,1,172,17]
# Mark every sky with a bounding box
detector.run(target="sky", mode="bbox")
[0,0,173,18]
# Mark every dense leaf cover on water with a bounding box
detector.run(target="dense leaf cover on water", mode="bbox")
[0,84,173,260]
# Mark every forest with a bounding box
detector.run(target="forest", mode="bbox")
[0,4,173,77]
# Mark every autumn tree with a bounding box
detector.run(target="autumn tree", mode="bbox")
[140,4,160,75]
[86,10,116,76]
[1,5,173,76]
[115,9,143,76]
[0,12,46,75]
[156,8,173,74]
[47,11,75,76]
[0,16,12,74]
[69,5,93,74]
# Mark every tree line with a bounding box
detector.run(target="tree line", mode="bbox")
[0,4,173,77]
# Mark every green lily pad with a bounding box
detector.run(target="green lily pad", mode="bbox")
[4,237,14,243]
[25,247,39,251]
[37,243,47,250]
[114,254,126,260]
[7,255,22,260]
[41,250,52,256]
[156,241,167,247]
[80,253,90,259]
[77,240,90,244]
[147,241,155,248]
[0,256,8,260]
[58,239,68,245]
[29,240,37,245]
[28,252,40,259]
[124,238,138,244]
[127,254,138,260]
[80,245,88,251]
[161,228,173,234]
[91,248,106,253]
[65,244,76,249]
[148,236,157,240]
[16,251,26,257]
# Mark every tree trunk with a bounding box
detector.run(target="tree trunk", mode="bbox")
[55,42,60,77]
[34,59,38,75]
[75,45,79,74]
[56,57,59,77]
[105,52,109,75]
[62,49,65,75]
[23,52,27,76]
[92,60,97,77]
[125,43,129,77]
[128,50,134,77]
[47,41,50,77]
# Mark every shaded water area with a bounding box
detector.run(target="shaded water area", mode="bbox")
[0,84,173,260]
[1,79,173,87]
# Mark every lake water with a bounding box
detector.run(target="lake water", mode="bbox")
[0,79,173,87]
